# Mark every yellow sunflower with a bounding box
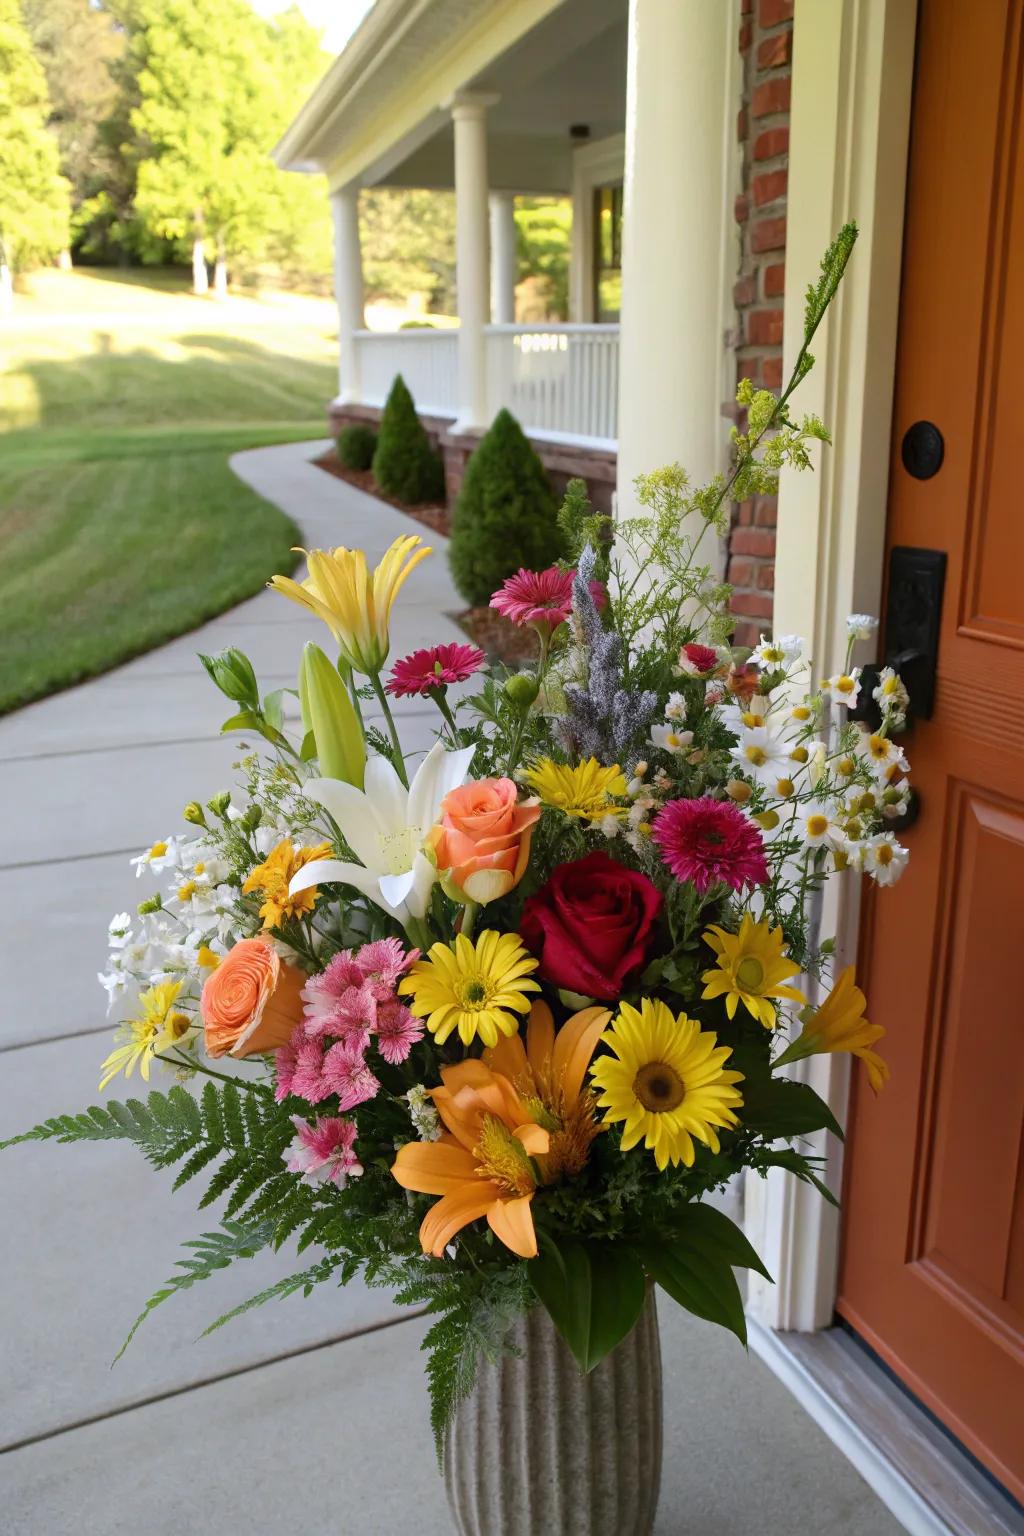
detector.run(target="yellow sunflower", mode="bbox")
[99,980,193,1091]
[525,757,628,819]
[399,930,540,1047]
[242,838,331,929]
[589,998,744,1169]
[773,966,889,1092]
[701,914,805,1030]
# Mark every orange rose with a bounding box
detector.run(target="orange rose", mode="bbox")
[430,778,541,904]
[200,936,305,1059]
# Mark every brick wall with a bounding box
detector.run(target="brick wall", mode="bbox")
[728,0,793,648]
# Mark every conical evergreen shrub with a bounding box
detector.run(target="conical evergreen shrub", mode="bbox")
[448,409,563,606]
[371,374,445,503]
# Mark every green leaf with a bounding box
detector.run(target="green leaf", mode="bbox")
[672,1201,772,1283]
[530,1236,646,1372]
[739,1075,843,1141]
[262,688,287,732]
[637,1238,747,1345]
[760,1148,840,1207]
[220,708,262,735]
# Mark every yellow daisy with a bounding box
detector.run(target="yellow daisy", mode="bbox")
[773,966,889,1092]
[98,980,192,1091]
[589,998,744,1169]
[242,838,331,929]
[701,914,805,1030]
[399,930,541,1047]
[525,757,628,819]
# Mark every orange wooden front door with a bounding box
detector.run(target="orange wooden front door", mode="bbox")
[836,0,1024,1502]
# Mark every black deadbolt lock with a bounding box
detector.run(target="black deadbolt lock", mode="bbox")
[901,420,944,480]
[849,546,946,726]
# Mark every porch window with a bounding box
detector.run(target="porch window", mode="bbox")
[593,182,623,323]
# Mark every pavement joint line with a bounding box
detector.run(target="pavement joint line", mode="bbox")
[1,1022,111,1055]
[0,847,140,873]
[0,733,222,765]
[0,1308,426,1457]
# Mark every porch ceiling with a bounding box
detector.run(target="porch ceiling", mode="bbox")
[275,0,627,194]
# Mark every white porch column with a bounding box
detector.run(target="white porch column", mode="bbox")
[449,92,497,432]
[489,191,517,324]
[615,0,733,516]
[330,183,365,405]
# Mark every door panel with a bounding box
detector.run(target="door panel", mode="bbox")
[837,0,1024,1502]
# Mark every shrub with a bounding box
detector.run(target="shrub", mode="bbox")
[448,409,563,607]
[371,374,445,503]
[336,423,378,471]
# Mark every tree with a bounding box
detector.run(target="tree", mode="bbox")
[372,375,445,503]
[21,0,124,250]
[514,197,571,320]
[0,0,71,288]
[448,409,563,607]
[360,189,456,313]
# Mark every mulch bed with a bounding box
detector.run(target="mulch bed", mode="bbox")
[312,448,537,669]
[313,449,451,535]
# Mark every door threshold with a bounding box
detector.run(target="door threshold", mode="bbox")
[748,1319,1024,1536]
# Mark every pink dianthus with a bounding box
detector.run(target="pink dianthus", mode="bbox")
[652,795,769,895]
[322,1040,380,1112]
[374,1000,424,1065]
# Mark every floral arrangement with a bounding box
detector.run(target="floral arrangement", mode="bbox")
[5,226,909,1444]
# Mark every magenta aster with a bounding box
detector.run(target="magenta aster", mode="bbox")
[386,642,484,698]
[490,566,604,629]
[652,795,769,895]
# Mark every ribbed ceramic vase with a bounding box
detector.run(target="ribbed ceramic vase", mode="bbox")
[443,1294,663,1536]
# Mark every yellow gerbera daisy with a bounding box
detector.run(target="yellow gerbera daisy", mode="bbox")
[242,838,331,929]
[589,998,744,1169]
[773,966,889,1092]
[525,757,628,819]
[99,980,192,1091]
[701,914,805,1029]
[399,930,541,1047]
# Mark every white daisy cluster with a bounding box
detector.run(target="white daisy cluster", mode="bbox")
[720,623,911,887]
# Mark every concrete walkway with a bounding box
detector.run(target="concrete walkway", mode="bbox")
[0,440,903,1534]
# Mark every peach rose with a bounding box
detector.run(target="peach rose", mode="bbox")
[200,936,305,1059]
[430,778,541,904]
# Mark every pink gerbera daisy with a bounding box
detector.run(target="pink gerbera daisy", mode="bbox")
[283,1115,363,1186]
[490,566,604,630]
[322,1040,380,1112]
[374,1000,424,1065]
[652,795,769,895]
[386,643,485,698]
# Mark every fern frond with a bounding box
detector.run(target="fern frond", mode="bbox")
[113,1220,275,1363]
[200,1254,343,1338]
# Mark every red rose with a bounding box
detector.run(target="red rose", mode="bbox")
[519,852,663,1001]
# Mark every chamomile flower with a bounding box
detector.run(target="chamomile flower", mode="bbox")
[862,832,909,885]
[649,723,694,755]
[729,723,791,784]
[872,667,910,721]
[857,732,910,778]
[821,669,862,707]
[794,801,847,851]
[664,692,688,722]
[107,913,133,949]
[131,837,180,877]
[752,634,804,670]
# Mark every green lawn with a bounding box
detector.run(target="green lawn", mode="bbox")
[0,268,339,713]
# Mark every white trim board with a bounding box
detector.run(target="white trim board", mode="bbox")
[749,1322,1024,1536]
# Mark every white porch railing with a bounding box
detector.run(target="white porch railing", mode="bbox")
[351,323,620,447]
[485,324,619,448]
[352,328,459,417]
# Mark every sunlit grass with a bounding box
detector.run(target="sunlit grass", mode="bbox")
[0,270,338,713]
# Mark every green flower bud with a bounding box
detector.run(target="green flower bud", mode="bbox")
[504,672,540,710]
[299,642,366,788]
[183,801,207,827]
[137,894,163,915]
[207,790,232,819]
[240,804,262,831]
[199,648,260,709]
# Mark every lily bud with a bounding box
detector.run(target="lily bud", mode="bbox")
[300,642,365,789]
[199,648,260,709]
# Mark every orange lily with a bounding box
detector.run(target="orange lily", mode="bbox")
[483,1000,610,1180]
[391,1060,550,1259]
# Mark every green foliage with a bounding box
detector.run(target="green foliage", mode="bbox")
[0,0,71,270]
[636,1204,771,1346]
[531,1236,647,1371]
[360,188,456,312]
[448,408,563,606]
[336,422,378,471]
[514,197,571,318]
[371,374,445,503]
[557,477,612,580]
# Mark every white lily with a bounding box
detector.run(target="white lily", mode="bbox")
[289,741,475,924]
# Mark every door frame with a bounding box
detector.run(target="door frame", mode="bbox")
[744,0,919,1331]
